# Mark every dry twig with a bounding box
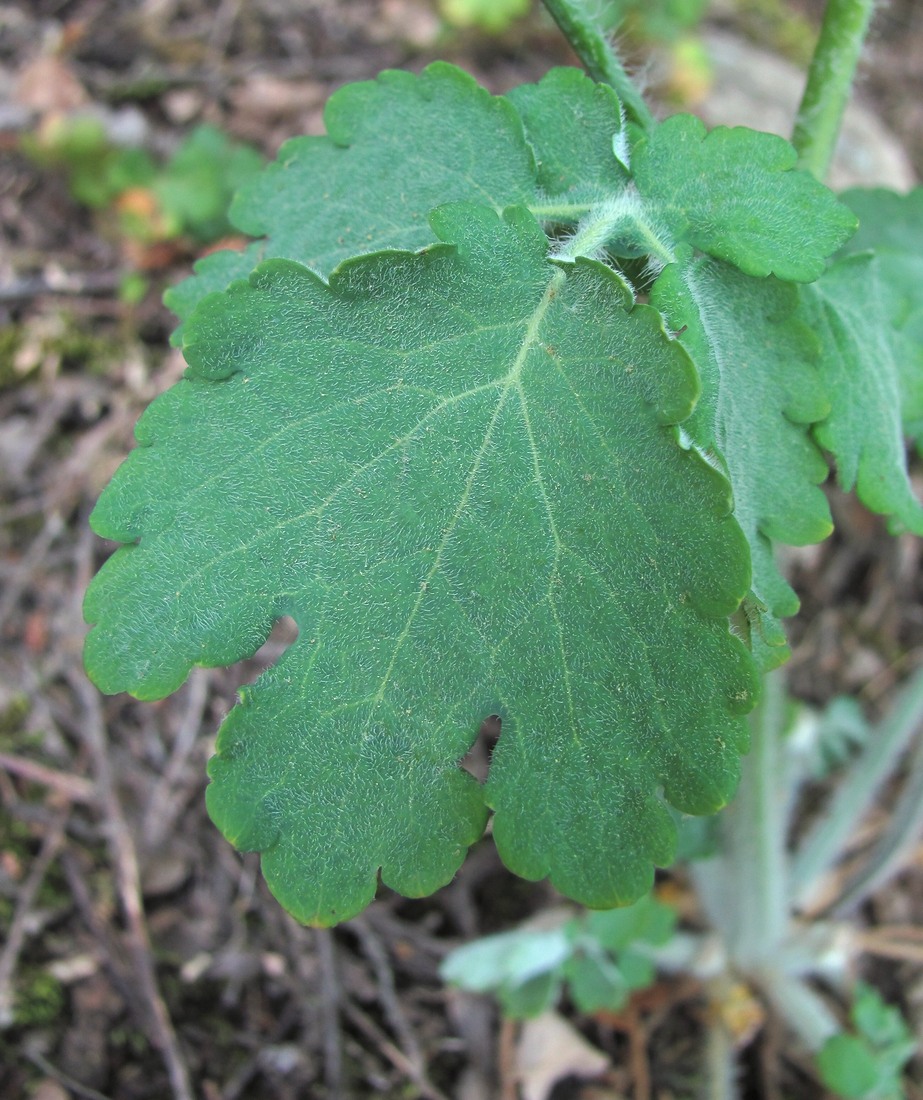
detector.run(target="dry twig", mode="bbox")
[0,752,95,804]
[314,927,344,1100]
[0,807,69,1029]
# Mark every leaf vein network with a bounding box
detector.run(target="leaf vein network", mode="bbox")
[365,270,565,723]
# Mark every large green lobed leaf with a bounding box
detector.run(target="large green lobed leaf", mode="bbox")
[86,204,757,923]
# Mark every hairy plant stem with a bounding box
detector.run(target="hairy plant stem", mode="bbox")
[703,669,790,967]
[681,675,847,1059]
[791,0,877,181]
[702,995,740,1100]
[540,0,654,131]
[756,970,840,1051]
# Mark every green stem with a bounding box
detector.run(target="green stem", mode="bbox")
[702,993,741,1100]
[702,670,790,966]
[757,970,840,1051]
[540,0,654,131]
[726,660,792,963]
[791,0,877,181]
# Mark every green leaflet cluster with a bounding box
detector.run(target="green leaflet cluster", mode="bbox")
[86,62,921,924]
[439,892,677,1018]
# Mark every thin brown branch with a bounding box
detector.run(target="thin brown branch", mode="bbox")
[340,999,450,1100]
[0,752,95,804]
[68,666,195,1100]
[351,913,426,1073]
[0,807,69,1029]
[313,927,344,1100]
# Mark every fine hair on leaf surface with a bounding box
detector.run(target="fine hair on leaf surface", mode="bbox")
[86,201,758,924]
[83,48,921,928]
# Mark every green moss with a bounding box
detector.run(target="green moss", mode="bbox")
[14,970,64,1028]
[0,327,23,387]
[0,313,125,388]
[0,693,30,737]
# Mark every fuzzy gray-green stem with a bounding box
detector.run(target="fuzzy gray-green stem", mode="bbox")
[540,0,654,130]
[791,0,877,181]
[719,669,790,965]
[702,1002,740,1100]
[756,970,840,1051]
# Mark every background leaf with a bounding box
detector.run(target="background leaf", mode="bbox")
[632,115,857,280]
[838,187,923,445]
[799,253,923,534]
[651,255,832,664]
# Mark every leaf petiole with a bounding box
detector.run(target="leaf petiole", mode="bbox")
[550,193,676,266]
[540,0,654,131]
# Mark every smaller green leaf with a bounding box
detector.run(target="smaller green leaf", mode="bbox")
[564,950,630,1013]
[442,894,674,1019]
[632,115,857,280]
[852,982,916,1059]
[617,946,657,990]
[838,187,923,442]
[154,124,264,243]
[818,1034,891,1099]
[439,926,572,992]
[585,892,676,952]
[439,923,569,1018]
[651,254,832,662]
[818,984,915,1100]
[506,68,629,204]
[800,253,923,534]
[501,972,561,1018]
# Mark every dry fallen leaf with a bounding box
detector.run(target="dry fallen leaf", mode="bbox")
[516,1011,611,1100]
[15,54,88,114]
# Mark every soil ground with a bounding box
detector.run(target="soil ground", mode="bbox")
[1,2,922,1098]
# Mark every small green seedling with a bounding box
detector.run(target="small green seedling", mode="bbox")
[25,119,262,246]
[440,892,676,1017]
[818,984,917,1100]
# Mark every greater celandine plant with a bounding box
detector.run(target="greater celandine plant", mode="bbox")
[84,0,923,1090]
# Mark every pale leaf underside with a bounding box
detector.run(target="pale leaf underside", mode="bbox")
[838,187,923,442]
[651,255,833,665]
